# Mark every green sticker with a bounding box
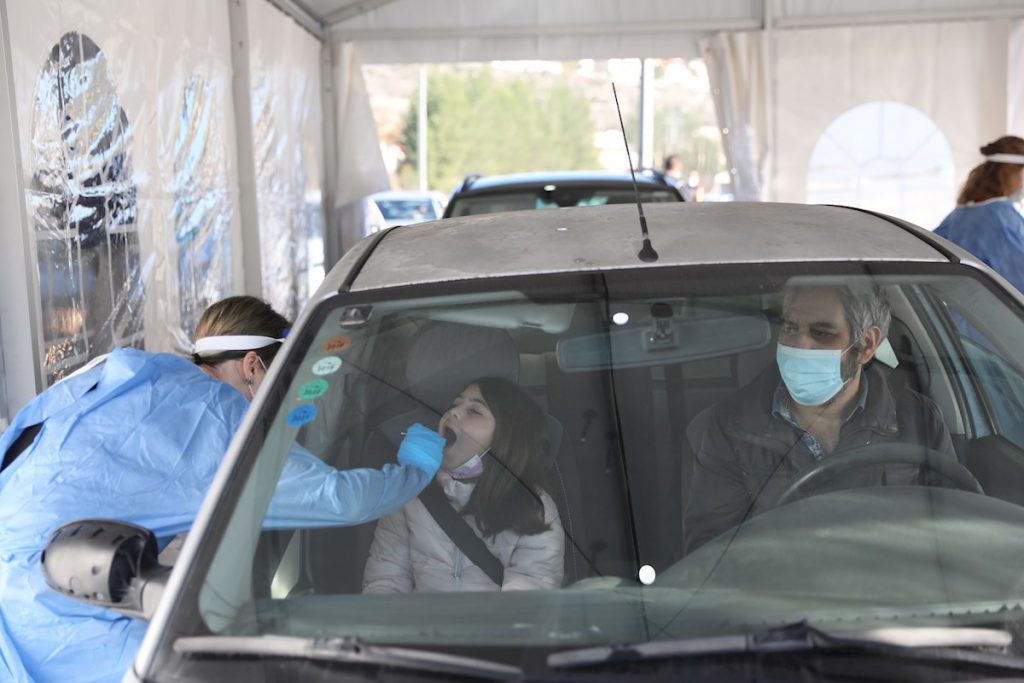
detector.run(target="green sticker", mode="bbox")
[299,379,328,400]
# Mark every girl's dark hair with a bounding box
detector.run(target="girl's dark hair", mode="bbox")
[958,136,1024,204]
[462,377,551,538]
[191,296,291,367]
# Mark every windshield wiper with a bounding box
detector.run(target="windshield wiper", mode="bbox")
[548,620,1021,672]
[176,635,523,681]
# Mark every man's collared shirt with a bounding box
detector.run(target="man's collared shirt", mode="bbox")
[771,379,869,460]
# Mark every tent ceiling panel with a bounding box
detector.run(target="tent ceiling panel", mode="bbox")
[284,0,1024,63]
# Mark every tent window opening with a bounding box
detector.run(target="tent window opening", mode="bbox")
[806,100,955,231]
[28,32,143,386]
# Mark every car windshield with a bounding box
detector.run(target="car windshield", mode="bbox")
[180,263,1024,673]
[448,186,679,216]
[374,198,438,222]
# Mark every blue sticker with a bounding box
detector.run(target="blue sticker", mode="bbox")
[287,404,317,427]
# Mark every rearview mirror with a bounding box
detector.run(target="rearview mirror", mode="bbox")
[41,519,171,620]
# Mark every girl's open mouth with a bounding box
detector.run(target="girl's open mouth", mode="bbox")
[443,427,457,448]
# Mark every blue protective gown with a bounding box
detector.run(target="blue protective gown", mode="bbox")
[935,197,1024,293]
[0,348,436,682]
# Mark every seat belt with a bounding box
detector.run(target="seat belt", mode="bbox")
[418,482,505,586]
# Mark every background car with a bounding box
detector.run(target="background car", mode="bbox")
[370,190,447,228]
[47,202,1024,681]
[442,169,685,218]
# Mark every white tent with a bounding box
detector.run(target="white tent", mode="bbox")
[2,0,1024,423]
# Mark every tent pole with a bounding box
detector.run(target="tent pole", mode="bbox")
[0,0,43,418]
[639,58,655,169]
[321,39,338,284]
[418,65,428,191]
[762,0,776,201]
[227,0,264,298]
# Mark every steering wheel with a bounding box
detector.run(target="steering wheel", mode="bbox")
[776,443,983,506]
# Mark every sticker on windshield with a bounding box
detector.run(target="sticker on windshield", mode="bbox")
[311,356,342,375]
[322,336,351,354]
[286,404,317,427]
[298,379,329,400]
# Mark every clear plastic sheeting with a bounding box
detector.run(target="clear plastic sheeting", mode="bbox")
[6,1,240,388]
[172,75,234,347]
[27,32,144,385]
[247,0,327,321]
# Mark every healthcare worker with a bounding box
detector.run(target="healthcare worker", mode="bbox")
[935,135,1024,293]
[0,296,443,683]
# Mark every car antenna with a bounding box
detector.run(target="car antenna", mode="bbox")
[612,82,658,263]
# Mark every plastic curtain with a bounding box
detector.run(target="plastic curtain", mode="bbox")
[246,0,327,321]
[6,1,239,385]
[324,42,389,267]
[700,30,767,202]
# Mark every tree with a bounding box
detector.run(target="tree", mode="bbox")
[399,69,599,192]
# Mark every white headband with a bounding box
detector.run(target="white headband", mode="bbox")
[985,153,1024,164]
[193,335,284,357]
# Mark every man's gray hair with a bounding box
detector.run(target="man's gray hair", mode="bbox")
[837,283,891,347]
[784,283,891,348]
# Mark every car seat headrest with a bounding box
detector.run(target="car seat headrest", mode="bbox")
[405,321,520,414]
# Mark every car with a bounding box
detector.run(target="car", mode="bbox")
[370,190,447,229]
[442,169,685,218]
[44,201,1024,681]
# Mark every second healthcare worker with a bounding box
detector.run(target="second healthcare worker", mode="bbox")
[935,135,1024,293]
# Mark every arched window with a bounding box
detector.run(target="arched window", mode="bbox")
[806,101,955,230]
[28,32,142,384]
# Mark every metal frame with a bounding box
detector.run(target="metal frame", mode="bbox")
[227,0,267,298]
[230,0,334,299]
[266,0,325,39]
[0,0,44,420]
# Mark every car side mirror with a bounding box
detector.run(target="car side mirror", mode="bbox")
[41,519,171,620]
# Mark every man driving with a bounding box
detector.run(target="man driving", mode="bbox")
[683,282,957,553]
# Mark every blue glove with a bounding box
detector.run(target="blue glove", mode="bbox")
[398,423,444,475]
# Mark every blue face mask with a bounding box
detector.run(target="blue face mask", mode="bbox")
[776,342,855,406]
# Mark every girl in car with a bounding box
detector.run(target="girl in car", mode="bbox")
[363,377,565,592]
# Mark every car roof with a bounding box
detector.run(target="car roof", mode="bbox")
[323,202,953,294]
[370,190,444,201]
[456,170,673,192]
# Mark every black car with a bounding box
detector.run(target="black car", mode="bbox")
[442,169,685,218]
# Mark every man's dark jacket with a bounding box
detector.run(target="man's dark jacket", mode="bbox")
[683,362,956,553]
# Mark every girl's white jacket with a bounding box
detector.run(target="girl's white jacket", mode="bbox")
[362,470,565,593]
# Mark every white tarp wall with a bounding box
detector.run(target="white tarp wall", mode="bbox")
[0,0,336,419]
[772,20,1012,230]
[247,0,327,321]
[704,19,1014,230]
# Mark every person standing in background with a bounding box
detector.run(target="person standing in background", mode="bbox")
[935,136,1024,292]
[664,153,696,202]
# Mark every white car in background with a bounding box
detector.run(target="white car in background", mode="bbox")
[370,190,447,228]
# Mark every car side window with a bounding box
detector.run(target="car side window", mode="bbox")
[940,295,1024,449]
[960,337,1024,448]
